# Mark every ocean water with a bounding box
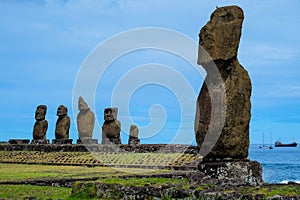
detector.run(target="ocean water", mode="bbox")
[248,144,300,183]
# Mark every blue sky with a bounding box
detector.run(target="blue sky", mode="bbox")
[0,0,300,145]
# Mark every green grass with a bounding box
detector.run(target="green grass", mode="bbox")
[0,163,170,182]
[236,184,300,198]
[98,177,189,187]
[0,184,71,199]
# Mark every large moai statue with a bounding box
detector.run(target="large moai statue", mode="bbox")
[194,6,262,186]
[32,105,49,144]
[53,105,72,144]
[128,125,140,145]
[102,108,121,144]
[77,97,97,144]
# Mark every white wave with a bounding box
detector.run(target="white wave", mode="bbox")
[280,180,300,184]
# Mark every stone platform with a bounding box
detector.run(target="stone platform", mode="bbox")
[52,139,73,145]
[0,143,199,154]
[197,160,263,186]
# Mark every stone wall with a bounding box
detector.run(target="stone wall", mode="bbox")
[0,143,199,154]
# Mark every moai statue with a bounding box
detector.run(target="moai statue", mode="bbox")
[76,96,97,144]
[128,125,140,145]
[194,6,263,186]
[102,108,121,144]
[53,105,72,144]
[32,105,49,144]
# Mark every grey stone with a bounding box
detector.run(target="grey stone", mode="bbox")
[77,97,95,139]
[198,160,263,186]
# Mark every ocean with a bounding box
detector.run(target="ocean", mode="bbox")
[248,144,300,183]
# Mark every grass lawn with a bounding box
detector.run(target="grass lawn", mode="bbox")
[0,184,72,200]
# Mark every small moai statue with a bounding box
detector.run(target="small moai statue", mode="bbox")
[128,125,140,145]
[76,97,97,144]
[102,108,121,144]
[53,105,72,144]
[31,105,49,144]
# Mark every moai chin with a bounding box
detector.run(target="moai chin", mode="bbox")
[53,105,72,144]
[32,105,49,144]
[102,107,121,144]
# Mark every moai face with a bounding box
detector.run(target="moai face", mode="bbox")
[104,108,118,121]
[57,105,68,117]
[35,105,47,121]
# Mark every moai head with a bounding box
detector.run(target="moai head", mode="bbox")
[78,96,89,111]
[35,105,47,121]
[198,6,244,64]
[57,105,68,117]
[104,108,118,122]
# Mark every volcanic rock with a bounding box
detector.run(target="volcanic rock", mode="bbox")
[128,125,140,145]
[55,105,70,140]
[77,97,95,139]
[32,105,48,140]
[195,6,251,160]
[102,108,121,144]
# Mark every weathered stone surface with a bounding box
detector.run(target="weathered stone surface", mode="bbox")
[102,108,121,144]
[32,105,48,140]
[8,139,30,145]
[129,125,139,139]
[198,6,244,63]
[128,125,140,145]
[195,6,251,159]
[198,160,263,186]
[76,138,98,145]
[77,97,95,139]
[55,105,70,139]
[31,139,49,145]
[52,139,73,145]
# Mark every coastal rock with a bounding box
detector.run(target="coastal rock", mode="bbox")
[32,105,48,140]
[128,125,140,145]
[195,6,251,159]
[198,160,263,186]
[77,97,95,139]
[55,105,70,140]
[102,108,121,144]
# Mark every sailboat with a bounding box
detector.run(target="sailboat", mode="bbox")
[259,133,269,149]
[269,133,273,149]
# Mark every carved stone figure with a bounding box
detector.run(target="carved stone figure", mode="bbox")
[32,105,48,140]
[194,5,263,187]
[55,105,70,139]
[53,105,72,144]
[195,6,251,160]
[77,97,95,139]
[102,108,121,144]
[32,105,49,144]
[128,125,140,145]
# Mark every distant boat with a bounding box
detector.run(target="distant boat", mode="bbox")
[275,140,298,147]
[269,133,273,149]
[259,133,271,149]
